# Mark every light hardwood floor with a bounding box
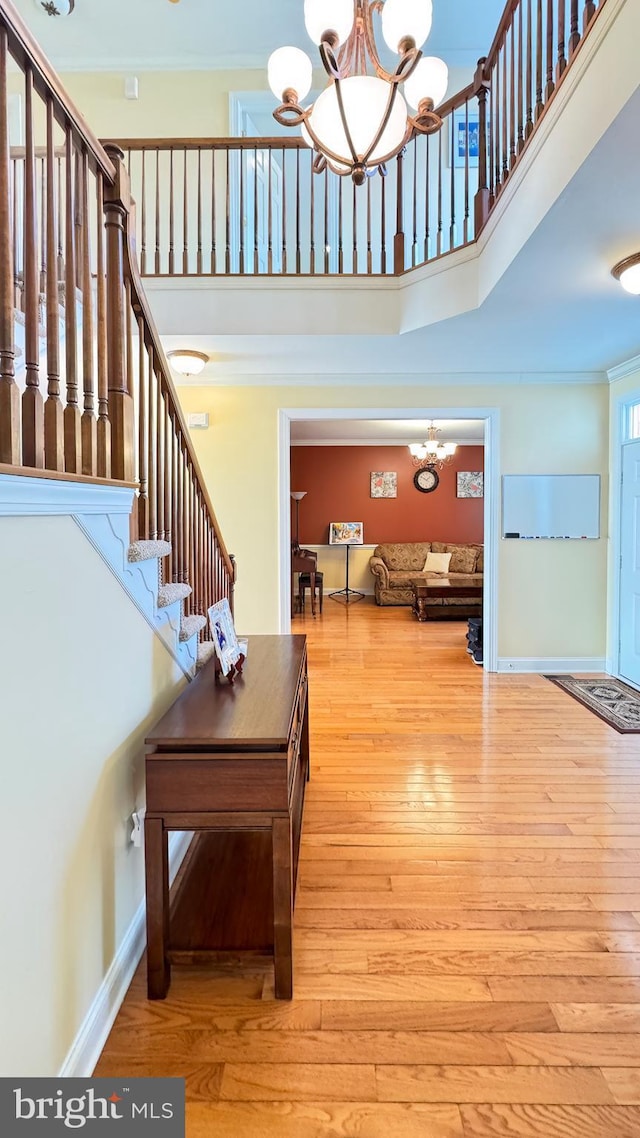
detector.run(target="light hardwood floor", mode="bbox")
[96,601,640,1137]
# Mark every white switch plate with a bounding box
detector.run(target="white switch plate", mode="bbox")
[187,413,209,430]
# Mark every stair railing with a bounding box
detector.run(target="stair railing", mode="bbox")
[0,0,235,618]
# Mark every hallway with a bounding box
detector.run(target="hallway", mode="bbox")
[97,603,640,1137]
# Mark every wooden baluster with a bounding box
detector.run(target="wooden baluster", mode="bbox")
[43,97,63,471]
[394,149,404,271]
[338,174,343,274]
[171,410,179,578]
[494,52,502,192]
[155,364,165,541]
[254,146,259,274]
[545,0,555,101]
[366,175,372,274]
[281,147,286,273]
[489,67,496,204]
[39,156,46,294]
[178,439,186,583]
[211,146,217,273]
[557,0,567,79]
[12,157,20,310]
[239,146,245,274]
[74,150,82,292]
[569,0,581,54]
[147,347,157,539]
[182,454,190,587]
[195,491,202,622]
[0,26,20,465]
[352,176,357,273]
[517,3,525,153]
[536,0,544,118]
[412,140,418,264]
[22,68,44,468]
[323,166,329,274]
[526,0,534,137]
[80,150,96,475]
[475,68,490,233]
[63,127,81,471]
[380,170,386,274]
[268,150,273,273]
[57,154,63,280]
[225,148,231,273]
[169,148,175,275]
[509,21,516,169]
[450,114,456,248]
[463,103,470,244]
[583,0,596,31]
[155,148,161,274]
[197,147,203,275]
[140,149,147,274]
[424,133,430,260]
[96,172,110,478]
[310,155,315,273]
[296,148,301,274]
[502,42,509,182]
[182,148,189,274]
[103,144,135,481]
[137,317,148,538]
[164,398,172,576]
[436,132,443,256]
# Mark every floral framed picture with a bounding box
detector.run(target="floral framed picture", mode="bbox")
[329,521,364,545]
[370,471,397,499]
[207,598,243,676]
[457,471,484,499]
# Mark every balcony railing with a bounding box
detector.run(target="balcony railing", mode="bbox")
[106,0,607,279]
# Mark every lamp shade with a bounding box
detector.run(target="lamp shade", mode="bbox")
[304,0,354,45]
[166,350,209,377]
[618,263,640,295]
[268,46,313,101]
[404,55,449,109]
[291,491,307,501]
[382,0,433,51]
[307,76,408,167]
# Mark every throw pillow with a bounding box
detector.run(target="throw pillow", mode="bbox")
[423,551,452,574]
[446,545,478,574]
[431,542,447,554]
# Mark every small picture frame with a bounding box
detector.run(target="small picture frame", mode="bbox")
[457,471,484,499]
[451,109,484,168]
[207,598,244,678]
[370,471,397,499]
[329,521,364,545]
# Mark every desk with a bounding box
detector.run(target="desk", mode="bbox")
[144,635,309,1000]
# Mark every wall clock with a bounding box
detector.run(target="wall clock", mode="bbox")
[413,466,440,493]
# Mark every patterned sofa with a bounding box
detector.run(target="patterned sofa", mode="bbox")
[369,541,483,614]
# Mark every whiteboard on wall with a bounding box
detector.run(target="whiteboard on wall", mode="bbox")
[502,475,601,539]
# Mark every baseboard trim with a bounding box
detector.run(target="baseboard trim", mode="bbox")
[497,657,607,674]
[58,831,192,1078]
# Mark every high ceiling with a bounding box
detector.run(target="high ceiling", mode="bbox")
[14,0,506,72]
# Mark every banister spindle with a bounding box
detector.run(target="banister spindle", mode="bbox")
[155,148,161,274]
[583,1,596,31]
[0,27,20,465]
[569,0,581,55]
[536,0,544,119]
[22,66,44,469]
[103,144,135,481]
[526,0,534,137]
[239,146,245,274]
[509,21,516,169]
[140,149,147,274]
[96,172,110,478]
[44,97,63,471]
[517,4,524,153]
[394,148,404,272]
[557,0,567,79]
[147,346,157,540]
[80,150,97,475]
[545,0,555,101]
[474,65,490,235]
[137,317,148,539]
[182,148,189,274]
[64,126,81,472]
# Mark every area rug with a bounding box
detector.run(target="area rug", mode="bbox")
[545,675,640,733]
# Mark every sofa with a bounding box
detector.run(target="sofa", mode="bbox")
[369,541,483,615]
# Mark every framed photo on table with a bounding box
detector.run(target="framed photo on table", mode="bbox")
[329,521,364,545]
[208,598,244,677]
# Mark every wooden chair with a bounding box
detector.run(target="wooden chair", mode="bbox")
[299,571,323,615]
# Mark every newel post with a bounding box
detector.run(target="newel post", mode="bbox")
[103,145,135,483]
[473,57,491,236]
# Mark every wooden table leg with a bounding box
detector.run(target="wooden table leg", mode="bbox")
[272,816,293,999]
[145,816,170,999]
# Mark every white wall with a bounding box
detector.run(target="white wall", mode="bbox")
[0,515,186,1076]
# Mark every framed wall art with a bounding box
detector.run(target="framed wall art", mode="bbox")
[457,471,484,499]
[329,521,364,545]
[370,471,397,499]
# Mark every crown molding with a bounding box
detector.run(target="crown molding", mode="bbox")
[607,353,640,383]
[290,438,484,447]
[174,370,606,388]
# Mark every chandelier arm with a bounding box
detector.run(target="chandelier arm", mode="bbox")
[361,80,400,167]
[273,100,308,128]
[333,77,360,167]
[301,114,358,174]
[361,0,386,77]
[319,39,343,82]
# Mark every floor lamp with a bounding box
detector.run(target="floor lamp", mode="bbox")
[290,491,307,550]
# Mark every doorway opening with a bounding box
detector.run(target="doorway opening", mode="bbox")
[613,393,640,690]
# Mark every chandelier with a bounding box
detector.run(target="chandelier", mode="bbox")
[409,422,457,470]
[267,0,448,185]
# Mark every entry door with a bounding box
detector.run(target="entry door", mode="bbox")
[620,439,640,687]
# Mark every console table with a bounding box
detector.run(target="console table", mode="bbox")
[411,577,483,622]
[144,635,309,1000]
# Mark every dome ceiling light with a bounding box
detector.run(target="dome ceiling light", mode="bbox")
[166,350,209,378]
[612,253,640,296]
[35,0,75,15]
[268,0,448,186]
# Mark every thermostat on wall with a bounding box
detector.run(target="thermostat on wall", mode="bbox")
[187,413,209,430]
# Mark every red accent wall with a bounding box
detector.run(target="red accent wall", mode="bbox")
[290,445,485,546]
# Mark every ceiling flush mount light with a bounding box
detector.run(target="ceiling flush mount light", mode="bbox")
[36,0,75,14]
[268,0,448,185]
[166,350,209,378]
[612,253,640,296]
[409,422,457,470]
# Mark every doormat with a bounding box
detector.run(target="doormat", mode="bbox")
[545,675,640,733]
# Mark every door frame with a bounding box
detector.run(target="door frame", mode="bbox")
[609,386,640,684]
[277,406,501,673]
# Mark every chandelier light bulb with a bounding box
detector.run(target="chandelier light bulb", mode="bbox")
[308,76,408,172]
[404,55,449,109]
[409,443,427,459]
[382,0,433,52]
[444,442,457,456]
[268,46,313,102]
[304,0,354,45]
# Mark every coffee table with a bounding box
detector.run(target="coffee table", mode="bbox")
[411,576,483,622]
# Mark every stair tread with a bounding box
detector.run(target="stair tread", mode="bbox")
[128,539,172,563]
[158,582,192,608]
[196,641,217,671]
[179,614,207,642]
